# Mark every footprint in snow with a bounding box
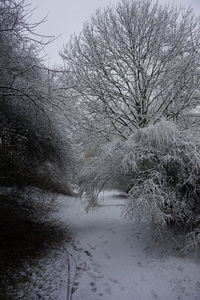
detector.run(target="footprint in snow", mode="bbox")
[84,250,92,257]
[87,242,97,250]
[103,240,109,245]
[98,292,104,297]
[108,277,125,291]
[109,278,119,284]
[88,271,104,280]
[151,290,159,299]
[89,281,97,293]
[93,267,102,273]
[195,281,200,291]
[93,261,101,268]
[105,287,112,294]
[98,235,104,239]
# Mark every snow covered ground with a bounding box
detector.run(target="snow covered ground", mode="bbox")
[13,191,200,300]
[54,191,200,300]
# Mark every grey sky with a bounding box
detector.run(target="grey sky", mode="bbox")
[29,0,200,66]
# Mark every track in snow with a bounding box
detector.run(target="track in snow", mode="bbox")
[56,191,200,300]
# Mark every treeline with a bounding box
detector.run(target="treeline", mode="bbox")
[0,0,76,206]
[0,0,78,232]
[0,1,77,297]
[1,0,200,265]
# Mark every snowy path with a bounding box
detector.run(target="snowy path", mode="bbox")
[57,192,200,300]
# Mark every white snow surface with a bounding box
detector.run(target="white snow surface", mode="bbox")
[53,191,200,300]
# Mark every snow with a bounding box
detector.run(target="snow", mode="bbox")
[12,191,200,299]
[54,191,200,300]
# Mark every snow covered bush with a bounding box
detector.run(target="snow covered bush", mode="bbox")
[79,140,131,209]
[123,120,200,228]
[80,120,200,250]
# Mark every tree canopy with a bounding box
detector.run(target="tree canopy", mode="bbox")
[62,0,200,141]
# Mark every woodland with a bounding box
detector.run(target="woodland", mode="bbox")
[1,0,200,299]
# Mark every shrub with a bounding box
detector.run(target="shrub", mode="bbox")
[80,120,200,251]
[0,101,77,195]
[123,120,200,229]
[79,140,130,209]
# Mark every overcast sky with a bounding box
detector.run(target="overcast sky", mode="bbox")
[29,0,200,66]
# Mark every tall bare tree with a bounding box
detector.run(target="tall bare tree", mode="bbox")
[62,0,200,140]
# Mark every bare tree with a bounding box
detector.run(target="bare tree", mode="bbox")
[0,0,77,195]
[61,0,200,140]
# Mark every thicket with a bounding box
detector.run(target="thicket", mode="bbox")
[79,120,200,252]
[0,1,76,296]
[0,0,76,204]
